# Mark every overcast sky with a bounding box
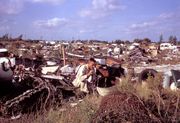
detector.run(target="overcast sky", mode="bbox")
[0,0,180,41]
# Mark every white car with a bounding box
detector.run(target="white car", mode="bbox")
[0,48,15,81]
[160,43,177,50]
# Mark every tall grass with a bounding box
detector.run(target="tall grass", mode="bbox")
[1,73,179,123]
[2,95,101,123]
[57,95,101,123]
[116,73,180,122]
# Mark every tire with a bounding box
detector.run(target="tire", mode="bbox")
[138,69,158,83]
[1,62,10,72]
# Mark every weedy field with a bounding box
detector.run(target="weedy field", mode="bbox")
[1,74,179,123]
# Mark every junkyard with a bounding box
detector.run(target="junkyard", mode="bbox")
[0,1,180,122]
[0,36,179,123]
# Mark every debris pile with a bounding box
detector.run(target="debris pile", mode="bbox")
[0,72,76,118]
[92,92,159,123]
[127,47,151,65]
[0,38,180,122]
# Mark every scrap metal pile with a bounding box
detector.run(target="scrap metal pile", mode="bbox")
[0,40,180,121]
[127,47,151,65]
[0,70,76,119]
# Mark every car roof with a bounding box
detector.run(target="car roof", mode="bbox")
[0,48,8,52]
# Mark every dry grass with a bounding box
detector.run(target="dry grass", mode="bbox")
[116,75,136,94]
[4,95,101,123]
[92,92,157,123]
[135,73,163,100]
[115,73,180,122]
[1,73,179,123]
[57,95,101,123]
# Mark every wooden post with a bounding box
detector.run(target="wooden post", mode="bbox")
[62,45,66,66]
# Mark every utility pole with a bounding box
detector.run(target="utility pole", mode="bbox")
[62,45,66,66]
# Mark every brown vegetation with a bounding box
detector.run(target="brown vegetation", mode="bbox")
[0,71,179,123]
[93,74,179,123]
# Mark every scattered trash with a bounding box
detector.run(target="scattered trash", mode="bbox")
[0,39,180,121]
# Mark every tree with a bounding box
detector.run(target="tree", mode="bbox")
[173,36,177,44]
[114,39,124,44]
[143,38,151,43]
[125,40,130,44]
[17,34,23,40]
[133,38,142,43]
[169,35,174,42]
[2,33,9,40]
[159,34,163,43]
[169,35,177,45]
